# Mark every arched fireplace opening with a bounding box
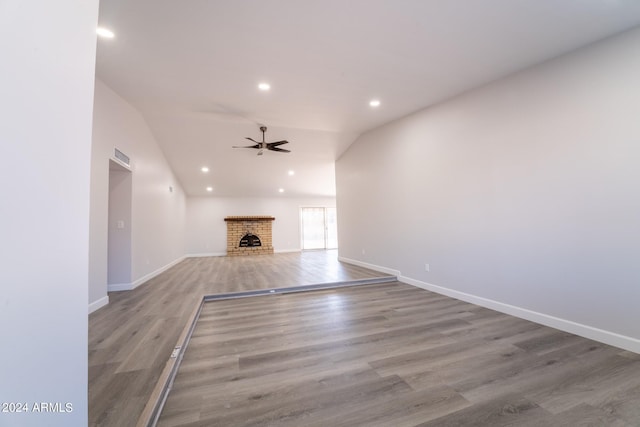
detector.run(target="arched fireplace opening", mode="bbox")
[239,233,261,248]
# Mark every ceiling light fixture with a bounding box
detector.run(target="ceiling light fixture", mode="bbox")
[369,99,381,107]
[201,166,209,173]
[206,187,213,192]
[278,188,284,193]
[288,170,295,176]
[96,27,115,38]
[258,82,271,91]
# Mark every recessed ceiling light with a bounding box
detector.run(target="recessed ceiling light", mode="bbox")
[369,99,381,107]
[258,82,271,91]
[278,188,284,193]
[96,27,115,39]
[288,170,295,176]
[201,166,209,173]
[206,187,213,192]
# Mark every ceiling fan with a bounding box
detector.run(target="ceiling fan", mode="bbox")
[233,126,290,156]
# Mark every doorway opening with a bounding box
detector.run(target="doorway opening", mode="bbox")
[107,159,132,289]
[300,207,337,250]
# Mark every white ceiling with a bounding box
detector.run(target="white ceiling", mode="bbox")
[96,0,640,197]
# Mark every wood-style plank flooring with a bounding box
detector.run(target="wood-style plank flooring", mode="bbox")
[88,250,387,426]
[158,283,640,427]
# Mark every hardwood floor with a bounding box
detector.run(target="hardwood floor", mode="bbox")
[157,283,640,427]
[88,250,389,426]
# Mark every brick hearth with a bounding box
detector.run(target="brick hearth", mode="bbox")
[224,216,275,256]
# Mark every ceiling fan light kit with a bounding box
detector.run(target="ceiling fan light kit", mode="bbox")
[233,125,291,155]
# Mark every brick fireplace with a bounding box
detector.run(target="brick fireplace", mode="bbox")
[224,216,275,256]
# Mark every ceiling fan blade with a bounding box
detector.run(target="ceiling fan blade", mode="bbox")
[268,146,291,153]
[233,144,260,149]
[235,127,292,153]
[267,140,289,147]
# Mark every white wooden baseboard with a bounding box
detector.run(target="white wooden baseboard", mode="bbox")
[107,282,133,292]
[185,252,226,258]
[88,295,109,314]
[186,249,301,257]
[338,256,640,354]
[108,256,187,293]
[337,256,401,277]
[401,275,640,354]
[275,248,302,254]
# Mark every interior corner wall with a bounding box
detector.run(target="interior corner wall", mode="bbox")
[0,0,98,424]
[185,196,336,255]
[89,79,186,307]
[336,28,640,349]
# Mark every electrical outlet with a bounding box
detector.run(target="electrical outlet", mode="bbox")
[425,263,430,272]
[170,346,181,358]
[362,249,366,255]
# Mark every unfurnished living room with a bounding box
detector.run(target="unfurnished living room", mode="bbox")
[3,1,640,426]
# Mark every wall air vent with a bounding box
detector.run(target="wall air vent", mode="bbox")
[114,148,130,166]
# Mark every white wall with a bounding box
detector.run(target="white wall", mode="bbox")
[0,0,97,424]
[336,28,640,352]
[186,197,336,255]
[89,79,186,305]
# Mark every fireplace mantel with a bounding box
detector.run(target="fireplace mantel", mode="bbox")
[224,216,275,222]
[225,216,275,256]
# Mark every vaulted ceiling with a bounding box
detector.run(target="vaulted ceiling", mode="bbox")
[95,0,640,197]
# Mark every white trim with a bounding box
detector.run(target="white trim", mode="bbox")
[339,256,640,353]
[131,256,186,289]
[185,252,226,258]
[108,282,133,292]
[108,256,187,292]
[88,295,109,314]
[400,275,640,354]
[338,256,401,277]
[186,249,302,257]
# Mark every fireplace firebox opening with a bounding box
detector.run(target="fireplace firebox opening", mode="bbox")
[239,233,261,248]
